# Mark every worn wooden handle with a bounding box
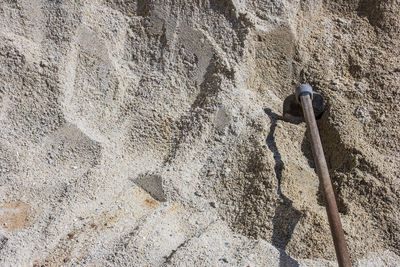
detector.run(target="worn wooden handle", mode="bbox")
[300,94,351,267]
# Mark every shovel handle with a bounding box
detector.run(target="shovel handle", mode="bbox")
[300,94,351,267]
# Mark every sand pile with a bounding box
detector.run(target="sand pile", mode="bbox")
[0,0,399,266]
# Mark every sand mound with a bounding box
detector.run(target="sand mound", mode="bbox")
[0,0,399,266]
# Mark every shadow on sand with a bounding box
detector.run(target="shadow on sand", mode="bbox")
[264,108,301,267]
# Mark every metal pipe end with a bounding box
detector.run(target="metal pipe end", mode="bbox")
[295,84,313,103]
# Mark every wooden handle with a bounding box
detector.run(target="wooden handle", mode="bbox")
[300,94,351,267]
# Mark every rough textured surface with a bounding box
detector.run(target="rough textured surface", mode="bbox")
[0,0,399,266]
